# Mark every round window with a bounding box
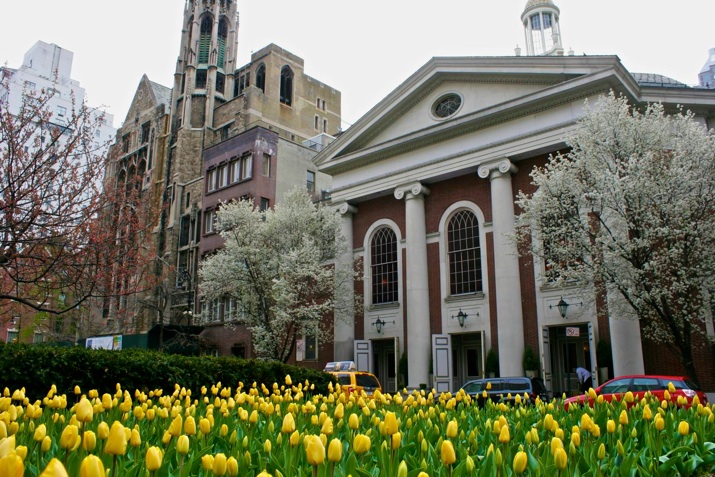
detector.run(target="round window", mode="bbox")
[433,94,462,119]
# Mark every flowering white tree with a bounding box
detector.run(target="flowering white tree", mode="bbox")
[516,92,715,383]
[199,187,358,362]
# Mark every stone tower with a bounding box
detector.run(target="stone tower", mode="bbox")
[521,0,564,56]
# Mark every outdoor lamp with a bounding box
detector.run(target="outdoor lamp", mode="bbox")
[452,308,468,327]
[550,297,582,319]
[373,317,385,334]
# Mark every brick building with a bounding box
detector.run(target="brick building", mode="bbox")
[315,0,715,395]
[105,1,339,349]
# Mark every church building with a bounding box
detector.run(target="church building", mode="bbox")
[316,0,715,395]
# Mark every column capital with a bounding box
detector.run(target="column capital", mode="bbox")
[477,158,518,180]
[394,182,430,201]
[333,202,358,216]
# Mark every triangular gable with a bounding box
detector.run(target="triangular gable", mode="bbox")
[121,74,171,126]
[316,55,636,172]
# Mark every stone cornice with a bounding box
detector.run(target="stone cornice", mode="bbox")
[333,202,357,215]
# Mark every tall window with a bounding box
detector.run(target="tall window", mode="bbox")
[371,227,398,304]
[256,64,266,92]
[448,210,482,295]
[280,66,294,106]
[204,209,216,234]
[262,153,271,176]
[306,170,315,192]
[198,16,212,64]
[217,18,228,68]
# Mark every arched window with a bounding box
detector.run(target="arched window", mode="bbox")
[255,63,266,92]
[198,16,212,64]
[371,227,398,304]
[448,210,482,295]
[280,66,293,106]
[217,18,228,68]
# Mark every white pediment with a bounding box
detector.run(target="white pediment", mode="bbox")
[368,80,549,147]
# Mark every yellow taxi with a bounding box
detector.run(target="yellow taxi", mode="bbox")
[324,361,382,397]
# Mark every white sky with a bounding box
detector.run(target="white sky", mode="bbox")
[2,1,713,129]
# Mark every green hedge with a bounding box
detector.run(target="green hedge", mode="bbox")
[0,343,335,400]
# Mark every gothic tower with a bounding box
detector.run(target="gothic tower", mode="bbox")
[521,0,564,56]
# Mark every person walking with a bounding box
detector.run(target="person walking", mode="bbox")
[576,367,592,392]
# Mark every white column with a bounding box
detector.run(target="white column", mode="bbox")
[478,159,525,377]
[333,202,357,362]
[607,290,645,376]
[394,182,431,388]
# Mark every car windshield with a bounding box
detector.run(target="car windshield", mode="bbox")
[336,375,351,386]
[355,374,379,389]
[461,381,484,393]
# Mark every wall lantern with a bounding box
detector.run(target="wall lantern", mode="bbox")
[550,297,582,319]
[372,317,394,334]
[451,308,477,327]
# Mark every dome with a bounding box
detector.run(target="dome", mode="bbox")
[522,0,560,17]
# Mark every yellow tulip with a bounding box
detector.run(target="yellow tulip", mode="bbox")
[41,436,52,453]
[550,437,564,456]
[168,415,182,437]
[175,435,189,455]
[678,420,689,436]
[619,410,628,426]
[290,430,300,447]
[328,438,342,463]
[39,458,68,477]
[655,416,665,431]
[83,431,96,452]
[75,398,93,424]
[597,442,606,460]
[498,425,510,444]
[554,447,567,471]
[97,422,109,440]
[200,417,211,434]
[643,406,652,420]
[34,424,47,442]
[227,456,239,477]
[213,453,227,476]
[264,439,272,454]
[348,413,359,430]
[60,425,79,450]
[184,416,197,436]
[384,411,398,435]
[321,417,333,435]
[79,455,105,477]
[146,446,163,472]
[130,428,141,447]
[617,439,625,456]
[513,450,528,474]
[397,460,408,477]
[201,454,214,471]
[446,420,458,438]
[104,421,127,456]
[440,440,456,466]
[0,452,22,477]
[282,413,295,434]
[353,434,371,454]
[392,432,401,450]
[305,435,325,466]
[607,419,616,433]
[668,382,676,393]
[101,394,112,410]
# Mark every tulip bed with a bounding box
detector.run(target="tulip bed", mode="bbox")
[0,379,714,476]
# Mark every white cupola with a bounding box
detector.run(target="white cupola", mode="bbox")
[521,0,564,56]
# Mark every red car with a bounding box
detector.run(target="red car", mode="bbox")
[563,375,708,410]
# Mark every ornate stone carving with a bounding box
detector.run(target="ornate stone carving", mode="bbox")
[477,159,517,180]
[394,182,430,200]
[335,202,357,216]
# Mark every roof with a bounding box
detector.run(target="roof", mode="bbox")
[149,80,172,108]
[631,72,688,88]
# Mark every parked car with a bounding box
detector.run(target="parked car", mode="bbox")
[324,361,382,397]
[562,375,708,410]
[459,377,550,406]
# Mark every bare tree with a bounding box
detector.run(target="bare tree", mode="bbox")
[0,75,159,329]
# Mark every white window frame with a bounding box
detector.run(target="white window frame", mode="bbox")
[207,169,217,192]
[241,154,253,180]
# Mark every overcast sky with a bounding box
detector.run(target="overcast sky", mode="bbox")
[2,1,713,129]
